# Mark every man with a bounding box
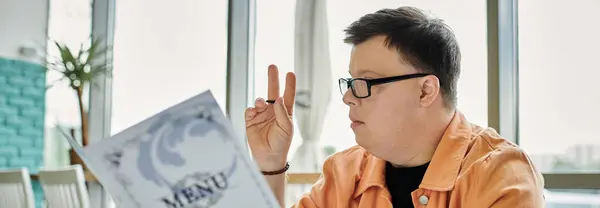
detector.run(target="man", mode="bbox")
[245,6,545,208]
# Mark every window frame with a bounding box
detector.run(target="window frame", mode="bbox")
[88,0,115,207]
[226,0,256,153]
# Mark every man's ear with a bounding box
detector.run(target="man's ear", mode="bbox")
[419,75,440,107]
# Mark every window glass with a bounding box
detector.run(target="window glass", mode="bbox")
[518,0,600,173]
[253,0,306,156]
[110,0,229,135]
[44,0,92,168]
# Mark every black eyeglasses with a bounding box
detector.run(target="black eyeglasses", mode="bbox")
[338,73,431,98]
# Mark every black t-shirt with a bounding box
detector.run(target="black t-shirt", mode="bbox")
[385,161,430,208]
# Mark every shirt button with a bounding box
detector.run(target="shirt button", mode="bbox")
[419,195,429,205]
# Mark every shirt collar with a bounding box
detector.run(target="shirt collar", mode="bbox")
[353,111,472,198]
[419,111,472,191]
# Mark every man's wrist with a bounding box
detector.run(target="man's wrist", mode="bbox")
[254,157,288,172]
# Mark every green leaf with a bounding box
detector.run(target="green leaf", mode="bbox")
[41,38,112,93]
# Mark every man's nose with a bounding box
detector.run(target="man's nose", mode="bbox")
[342,89,357,106]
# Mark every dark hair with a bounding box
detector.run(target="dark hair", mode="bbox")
[344,6,461,108]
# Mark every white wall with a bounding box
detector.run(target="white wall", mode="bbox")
[0,0,49,61]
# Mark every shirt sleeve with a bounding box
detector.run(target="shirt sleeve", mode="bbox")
[467,146,546,208]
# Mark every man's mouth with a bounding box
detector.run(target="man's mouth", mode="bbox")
[350,116,364,129]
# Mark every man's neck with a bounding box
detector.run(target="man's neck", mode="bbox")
[390,108,456,168]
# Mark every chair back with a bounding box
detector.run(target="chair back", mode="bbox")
[38,165,90,208]
[0,168,36,208]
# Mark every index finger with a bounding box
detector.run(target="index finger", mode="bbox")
[268,65,280,101]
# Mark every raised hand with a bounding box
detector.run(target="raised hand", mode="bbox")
[245,65,296,172]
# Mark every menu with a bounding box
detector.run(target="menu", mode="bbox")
[61,90,279,208]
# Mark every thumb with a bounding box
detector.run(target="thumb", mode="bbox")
[273,97,292,129]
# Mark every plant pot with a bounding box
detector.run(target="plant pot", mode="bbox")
[69,149,88,171]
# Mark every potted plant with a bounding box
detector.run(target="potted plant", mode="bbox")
[44,38,112,169]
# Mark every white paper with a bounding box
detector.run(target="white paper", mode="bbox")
[62,90,280,208]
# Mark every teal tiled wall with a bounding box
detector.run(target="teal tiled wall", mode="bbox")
[0,57,46,207]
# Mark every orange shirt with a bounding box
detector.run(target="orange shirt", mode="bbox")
[292,112,545,208]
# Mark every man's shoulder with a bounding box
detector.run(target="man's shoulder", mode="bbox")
[467,124,524,159]
[452,124,545,207]
[462,124,542,180]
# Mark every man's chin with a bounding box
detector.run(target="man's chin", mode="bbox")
[354,135,371,149]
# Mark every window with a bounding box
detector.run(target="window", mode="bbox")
[518,0,600,173]
[110,0,229,135]
[44,0,92,168]
[322,0,488,156]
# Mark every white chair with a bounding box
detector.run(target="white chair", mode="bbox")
[0,167,36,208]
[38,165,90,208]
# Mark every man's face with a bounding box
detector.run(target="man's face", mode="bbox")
[344,35,429,162]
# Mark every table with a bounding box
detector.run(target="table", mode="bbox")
[31,171,320,184]
[30,171,98,182]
